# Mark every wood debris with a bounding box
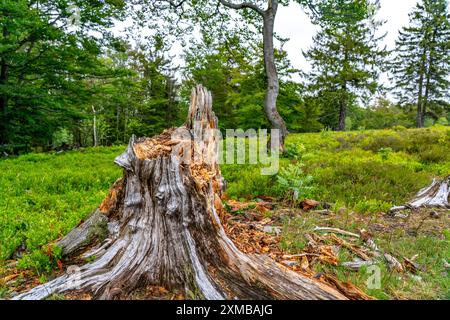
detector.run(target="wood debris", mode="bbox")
[314,226,360,238]
[390,175,450,213]
[300,199,321,211]
[329,234,372,261]
[384,253,404,272]
[133,129,178,160]
[319,274,375,300]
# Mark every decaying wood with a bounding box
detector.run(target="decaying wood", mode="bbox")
[14,85,345,300]
[313,226,360,238]
[390,176,450,213]
[384,254,404,273]
[341,260,375,271]
[56,209,108,257]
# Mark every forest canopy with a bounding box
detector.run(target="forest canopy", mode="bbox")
[0,0,449,154]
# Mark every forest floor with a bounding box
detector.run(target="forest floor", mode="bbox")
[1,200,448,300]
[0,126,449,299]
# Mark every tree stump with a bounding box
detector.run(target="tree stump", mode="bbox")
[15,85,345,300]
[390,175,450,213]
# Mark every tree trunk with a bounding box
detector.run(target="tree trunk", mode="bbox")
[337,83,348,132]
[0,26,9,144]
[263,2,288,152]
[421,27,438,127]
[217,0,288,151]
[92,106,98,147]
[338,102,346,132]
[416,47,427,128]
[14,85,345,300]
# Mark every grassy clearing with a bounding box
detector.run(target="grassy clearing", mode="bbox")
[221,125,449,300]
[0,147,123,275]
[222,125,450,212]
[0,126,448,299]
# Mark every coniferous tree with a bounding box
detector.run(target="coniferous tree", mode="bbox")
[391,0,450,128]
[303,0,387,131]
[0,0,125,152]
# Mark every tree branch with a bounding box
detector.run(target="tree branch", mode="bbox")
[218,0,265,16]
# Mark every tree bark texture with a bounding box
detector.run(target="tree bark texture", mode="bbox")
[262,1,288,150]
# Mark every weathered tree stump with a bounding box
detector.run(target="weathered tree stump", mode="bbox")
[390,175,450,213]
[15,85,345,300]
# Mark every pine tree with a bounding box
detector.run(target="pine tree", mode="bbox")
[304,0,387,131]
[391,0,450,128]
[0,0,125,152]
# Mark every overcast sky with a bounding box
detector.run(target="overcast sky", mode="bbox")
[276,0,419,76]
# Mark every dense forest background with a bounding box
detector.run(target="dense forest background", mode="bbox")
[1,0,449,154]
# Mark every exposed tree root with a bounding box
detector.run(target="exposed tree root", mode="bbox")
[14,86,345,300]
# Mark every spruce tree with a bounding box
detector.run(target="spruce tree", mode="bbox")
[391,0,450,128]
[304,0,387,131]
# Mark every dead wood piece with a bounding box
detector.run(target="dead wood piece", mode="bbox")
[319,274,374,300]
[390,176,450,213]
[403,257,423,274]
[300,199,320,211]
[329,234,371,261]
[384,253,404,273]
[341,260,375,271]
[314,227,360,238]
[56,209,108,257]
[282,253,320,259]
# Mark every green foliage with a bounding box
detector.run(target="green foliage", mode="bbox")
[303,0,387,131]
[0,146,123,273]
[222,126,449,212]
[183,34,311,133]
[378,147,393,161]
[390,0,450,127]
[276,163,315,202]
[0,0,126,149]
[360,97,416,130]
[437,117,449,126]
[345,117,354,131]
[52,129,74,149]
[220,164,280,199]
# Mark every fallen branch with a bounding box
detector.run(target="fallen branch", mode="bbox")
[313,227,360,238]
